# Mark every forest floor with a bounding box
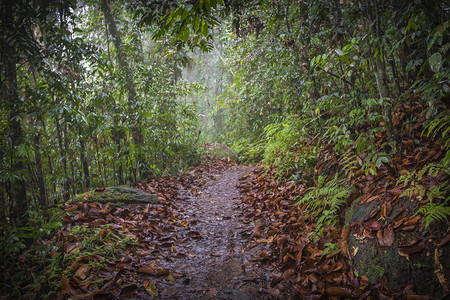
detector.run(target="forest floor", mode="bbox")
[49,159,273,299]
[20,156,448,299]
[145,164,271,299]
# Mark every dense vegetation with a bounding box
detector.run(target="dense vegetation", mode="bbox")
[1,0,448,298]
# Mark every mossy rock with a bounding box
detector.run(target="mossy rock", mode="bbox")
[73,187,158,205]
[206,143,238,161]
[345,197,448,297]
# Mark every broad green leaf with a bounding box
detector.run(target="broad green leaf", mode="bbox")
[428,52,442,73]
[335,49,344,56]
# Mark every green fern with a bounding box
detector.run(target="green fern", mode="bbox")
[424,113,450,148]
[417,196,450,229]
[398,163,442,198]
[298,174,350,242]
[398,162,449,229]
[340,152,358,177]
[296,174,349,216]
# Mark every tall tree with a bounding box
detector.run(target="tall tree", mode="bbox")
[102,0,144,177]
[1,1,28,225]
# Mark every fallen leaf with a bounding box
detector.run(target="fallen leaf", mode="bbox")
[72,289,108,299]
[120,284,138,297]
[438,233,450,247]
[283,269,295,280]
[398,241,425,255]
[403,215,421,227]
[326,286,352,297]
[144,282,158,296]
[60,276,75,295]
[74,264,90,280]
[157,268,170,276]
[365,220,381,231]
[378,225,394,247]
[64,204,79,212]
[138,265,158,275]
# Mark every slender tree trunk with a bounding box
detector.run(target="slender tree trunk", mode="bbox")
[365,0,401,153]
[34,131,47,210]
[102,0,144,175]
[4,12,28,225]
[42,120,56,195]
[79,132,90,191]
[55,111,70,201]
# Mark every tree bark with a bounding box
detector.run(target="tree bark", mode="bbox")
[79,136,90,191]
[55,110,70,201]
[365,0,401,153]
[34,131,47,211]
[102,1,144,174]
[3,1,28,226]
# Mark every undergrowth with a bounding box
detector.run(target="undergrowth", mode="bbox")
[296,174,350,243]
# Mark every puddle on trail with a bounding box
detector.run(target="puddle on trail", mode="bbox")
[140,165,272,299]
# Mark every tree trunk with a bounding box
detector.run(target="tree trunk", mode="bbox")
[102,1,144,174]
[79,136,90,191]
[34,132,47,211]
[4,7,28,226]
[55,111,70,201]
[365,0,401,153]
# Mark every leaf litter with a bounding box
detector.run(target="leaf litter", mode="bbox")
[35,158,273,299]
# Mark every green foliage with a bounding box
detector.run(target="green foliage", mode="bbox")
[424,113,450,148]
[297,174,350,242]
[417,197,450,229]
[322,242,341,257]
[397,161,450,229]
[263,117,318,180]
[64,224,138,266]
[297,174,350,216]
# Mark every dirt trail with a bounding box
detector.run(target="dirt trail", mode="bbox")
[155,165,271,299]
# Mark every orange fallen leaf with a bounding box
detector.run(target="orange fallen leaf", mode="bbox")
[403,215,421,227]
[138,265,157,275]
[74,264,90,280]
[157,268,170,276]
[326,286,352,297]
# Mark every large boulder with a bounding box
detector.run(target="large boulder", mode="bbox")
[345,197,449,297]
[73,186,158,205]
[206,143,238,161]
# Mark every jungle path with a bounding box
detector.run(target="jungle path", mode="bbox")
[56,160,273,299]
[152,164,271,299]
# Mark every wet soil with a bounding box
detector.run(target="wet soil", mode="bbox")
[145,165,271,299]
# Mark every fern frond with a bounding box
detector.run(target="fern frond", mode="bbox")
[417,202,450,229]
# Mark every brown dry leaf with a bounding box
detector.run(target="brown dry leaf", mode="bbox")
[326,286,352,297]
[403,215,421,227]
[283,268,295,280]
[260,250,269,258]
[157,268,170,276]
[438,233,450,247]
[64,204,79,212]
[138,264,158,275]
[74,264,90,280]
[60,276,75,296]
[120,284,138,298]
[378,225,395,247]
[72,289,108,299]
[253,226,261,238]
[398,241,425,255]
[365,220,381,231]
[366,195,379,204]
